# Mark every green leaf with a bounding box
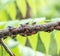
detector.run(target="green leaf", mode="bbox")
[55,30,60,55]
[0,22,6,29]
[36,0,40,9]
[36,33,45,53]
[28,33,38,51]
[0,9,8,21]
[5,2,16,20]
[27,0,36,16]
[40,31,51,56]
[11,46,22,56]
[49,30,57,55]
[16,35,27,46]
[16,0,27,18]
[36,0,46,10]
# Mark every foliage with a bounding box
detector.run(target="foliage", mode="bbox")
[0,0,60,56]
[0,0,60,20]
[0,18,59,56]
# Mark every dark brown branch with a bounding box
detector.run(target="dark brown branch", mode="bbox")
[0,38,14,56]
[0,21,60,38]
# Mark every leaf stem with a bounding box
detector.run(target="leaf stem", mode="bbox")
[0,38,15,56]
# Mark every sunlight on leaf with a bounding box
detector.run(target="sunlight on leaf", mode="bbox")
[55,30,60,55]
[36,0,41,10]
[40,31,51,56]
[16,35,27,46]
[28,33,38,51]
[0,22,6,29]
[0,9,8,21]
[16,0,27,18]
[7,38,19,48]
[11,46,22,56]
[36,0,46,9]
[5,2,16,20]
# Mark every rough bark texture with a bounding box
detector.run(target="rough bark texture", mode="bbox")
[0,21,60,38]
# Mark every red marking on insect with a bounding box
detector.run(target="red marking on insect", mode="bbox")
[49,26,54,31]
[31,31,36,34]
[24,27,29,29]
[35,26,40,30]
[55,26,60,30]
[26,29,29,33]
[12,29,17,32]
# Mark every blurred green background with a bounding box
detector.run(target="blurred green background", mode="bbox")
[0,0,60,56]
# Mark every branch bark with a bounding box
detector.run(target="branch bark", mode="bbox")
[0,21,60,38]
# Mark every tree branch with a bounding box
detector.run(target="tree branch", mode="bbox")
[0,21,60,38]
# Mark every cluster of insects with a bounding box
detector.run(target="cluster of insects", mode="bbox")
[0,21,60,38]
[8,22,60,37]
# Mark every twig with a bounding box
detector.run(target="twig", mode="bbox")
[0,38,14,56]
